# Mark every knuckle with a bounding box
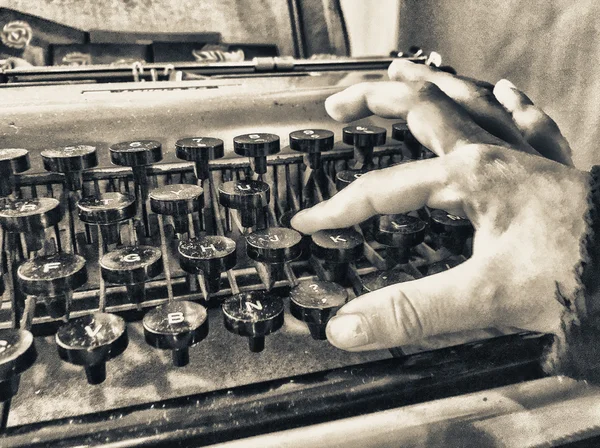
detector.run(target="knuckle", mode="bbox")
[414,80,443,100]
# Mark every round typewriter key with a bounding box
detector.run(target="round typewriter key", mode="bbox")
[392,122,423,159]
[0,197,62,233]
[0,148,30,175]
[311,228,364,284]
[101,245,163,309]
[425,255,466,276]
[77,192,136,225]
[18,252,87,296]
[310,228,364,263]
[233,133,280,157]
[56,312,128,385]
[246,227,303,290]
[101,245,163,284]
[335,169,365,191]
[143,300,209,367]
[222,291,284,352]
[289,129,334,169]
[176,137,225,160]
[0,148,30,197]
[178,236,237,294]
[233,133,280,175]
[342,125,387,148]
[149,184,204,216]
[0,329,36,402]
[109,140,163,167]
[219,180,270,228]
[279,209,295,228]
[429,209,474,254]
[343,125,386,169]
[290,280,348,340]
[363,268,415,292]
[376,214,426,264]
[41,145,98,174]
[176,137,224,181]
[391,122,408,142]
[218,180,270,209]
[246,227,302,263]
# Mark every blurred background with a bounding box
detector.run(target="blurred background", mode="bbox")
[1,0,596,168]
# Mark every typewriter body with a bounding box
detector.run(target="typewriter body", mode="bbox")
[0,4,564,447]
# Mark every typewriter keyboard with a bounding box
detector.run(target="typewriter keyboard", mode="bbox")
[0,121,549,446]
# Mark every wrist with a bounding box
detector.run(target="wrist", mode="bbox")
[545,167,600,382]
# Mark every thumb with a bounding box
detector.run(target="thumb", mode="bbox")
[325,259,494,351]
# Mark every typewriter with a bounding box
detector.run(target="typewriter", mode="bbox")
[0,5,558,448]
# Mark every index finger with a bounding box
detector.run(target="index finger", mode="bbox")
[290,158,451,234]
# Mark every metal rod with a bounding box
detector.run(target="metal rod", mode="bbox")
[157,214,174,301]
[97,227,107,313]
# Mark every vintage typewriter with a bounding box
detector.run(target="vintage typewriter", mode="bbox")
[0,7,555,448]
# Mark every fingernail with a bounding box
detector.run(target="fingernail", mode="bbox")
[496,78,516,90]
[326,313,371,349]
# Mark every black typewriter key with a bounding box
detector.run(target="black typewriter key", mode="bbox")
[0,198,62,233]
[222,291,284,352]
[335,169,365,191]
[363,267,415,293]
[17,253,87,320]
[219,179,270,229]
[279,209,295,228]
[56,312,128,385]
[246,227,303,263]
[392,122,421,160]
[289,129,334,170]
[425,255,466,276]
[100,246,163,310]
[175,137,224,182]
[310,228,364,283]
[143,300,208,367]
[289,280,348,340]
[233,133,280,175]
[429,209,474,255]
[41,145,98,191]
[0,197,62,252]
[310,228,364,262]
[109,140,163,168]
[77,192,136,224]
[342,125,386,169]
[375,214,427,265]
[0,329,36,402]
[178,236,237,295]
[77,192,136,245]
[0,148,30,197]
[110,140,163,236]
[246,227,302,290]
[150,184,203,235]
[42,145,99,253]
